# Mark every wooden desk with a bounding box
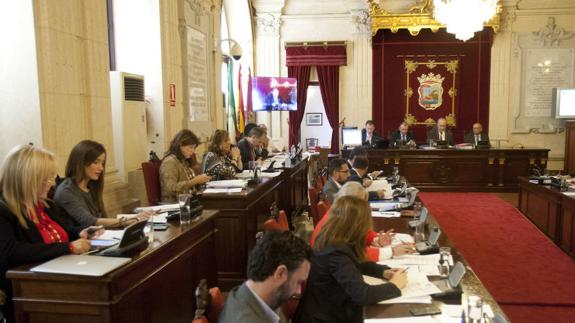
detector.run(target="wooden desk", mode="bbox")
[7,210,219,323]
[342,148,549,192]
[365,211,508,320]
[200,158,308,290]
[518,177,575,258]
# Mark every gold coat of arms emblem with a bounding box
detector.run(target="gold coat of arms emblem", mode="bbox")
[417,73,444,110]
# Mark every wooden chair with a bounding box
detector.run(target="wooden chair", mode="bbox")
[308,187,321,226]
[193,279,225,323]
[141,159,163,206]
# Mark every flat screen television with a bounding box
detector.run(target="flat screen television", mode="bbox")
[342,127,362,146]
[553,88,575,119]
[252,77,297,111]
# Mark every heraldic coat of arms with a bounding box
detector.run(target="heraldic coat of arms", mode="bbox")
[417,73,445,110]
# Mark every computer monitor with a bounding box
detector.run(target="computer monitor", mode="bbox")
[342,128,362,146]
[553,88,575,119]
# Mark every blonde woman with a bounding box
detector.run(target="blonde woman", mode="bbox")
[159,130,212,203]
[293,196,407,323]
[0,145,102,322]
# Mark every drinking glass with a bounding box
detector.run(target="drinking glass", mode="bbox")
[414,222,426,242]
[178,193,191,224]
[146,214,154,243]
[439,247,451,277]
[466,295,484,323]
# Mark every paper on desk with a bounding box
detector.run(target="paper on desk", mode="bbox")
[366,179,390,191]
[379,254,454,267]
[562,191,575,197]
[134,203,179,213]
[364,317,436,323]
[206,179,247,188]
[442,304,494,318]
[235,172,253,179]
[370,202,401,211]
[372,211,401,218]
[259,171,282,178]
[392,233,415,245]
[98,229,125,240]
[203,188,243,194]
[117,212,168,224]
[363,272,441,303]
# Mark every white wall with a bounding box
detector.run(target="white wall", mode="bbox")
[113,0,164,154]
[300,85,333,148]
[0,0,42,157]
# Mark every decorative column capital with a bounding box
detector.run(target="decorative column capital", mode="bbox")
[350,9,371,36]
[256,13,282,37]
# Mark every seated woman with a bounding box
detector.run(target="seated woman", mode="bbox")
[201,130,242,180]
[160,129,212,203]
[0,145,101,322]
[54,140,148,228]
[293,196,407,323]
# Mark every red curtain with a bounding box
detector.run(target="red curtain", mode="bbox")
[288,66,312,147]
[286,46,346,66]
[317,66,340,153]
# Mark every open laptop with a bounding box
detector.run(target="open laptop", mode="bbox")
[432,261,466,297]
[30,255,130,276]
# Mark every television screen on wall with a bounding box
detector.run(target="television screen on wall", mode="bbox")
[554,88,575,119]
[252,77,297,111]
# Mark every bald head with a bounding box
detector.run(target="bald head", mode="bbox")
[472,123,483,135]
[437,118,447,132]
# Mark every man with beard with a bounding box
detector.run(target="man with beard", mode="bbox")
[218,231,312,323]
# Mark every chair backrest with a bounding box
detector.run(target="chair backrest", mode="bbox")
[308,188,320,226]
[317,201,329,222]
[264,210,289,232]
[142,160,162,206]
[194,279,225,323]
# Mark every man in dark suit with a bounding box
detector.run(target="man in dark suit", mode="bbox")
[237,127,267,170]
[322,158,350,204]
[347,157,386,200]
[345,146,382,179]
[426,117,454,146]
[218,231,312,323]
[361,120,381,147]
[264,87,285,110]
[388,122,415,147]
[464,123,490,146]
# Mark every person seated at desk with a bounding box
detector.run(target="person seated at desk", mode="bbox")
[361,120,381,147]
[257,124,270,159]
[389,122,415,147]
[323,158,350,204]
[218,231,312,323]
[202,130,242,180]
[427,117,454,146]
[311,182,415,261]
[293,196,407,323]
[0,145,103,323]
[237,127,267,171]
[54,140,149,228]
[160,130,212,203]
[464,123,490,147]
[346,146,383,179]
[347,157,386,201]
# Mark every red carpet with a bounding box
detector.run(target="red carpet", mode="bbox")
[418,193,575,321]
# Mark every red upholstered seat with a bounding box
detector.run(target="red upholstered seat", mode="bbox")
[191,316,209,323]
[207,287,224,322]
[264,210,289,232]
[193,280,225,323]
[141,160,162,206]
[317,201,329,221]
[308,188,320,225]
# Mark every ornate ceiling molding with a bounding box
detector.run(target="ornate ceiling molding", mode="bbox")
[368,0,502,37]
[532,16,574,47]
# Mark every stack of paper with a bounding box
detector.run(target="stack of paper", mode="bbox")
[392,233,415,245]
[370,202,402,211]
[259,171,283,178]
[363,271,441,304]
[203,187,243,194]
[134,203,179,213]
[98,229,125,241]
[367,180,393,199]
[380,254,454,268]
[206,179,247,188]
[372,211,401,218]
[116,212,169,224]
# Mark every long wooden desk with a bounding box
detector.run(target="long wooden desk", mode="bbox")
[342,148,549,192]
[7,210,219,323]
[518,176,575,258]
[200,157,308,290]
[365,208,508,320]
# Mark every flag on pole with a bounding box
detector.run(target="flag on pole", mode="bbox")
[237,65,246,134]
[246,67,254,123]
[227,60,238,137]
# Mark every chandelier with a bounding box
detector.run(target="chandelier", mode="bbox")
[433,0,499,41]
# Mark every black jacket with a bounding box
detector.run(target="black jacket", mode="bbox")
[237,138,255,171]
[346,174,379,201]
[293,245,401,323]
[388,130,415,147]
[463,132,490,146]
[0,199,80,322]
[361,129,381,147]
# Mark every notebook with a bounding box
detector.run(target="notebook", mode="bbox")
[31,255,130,276]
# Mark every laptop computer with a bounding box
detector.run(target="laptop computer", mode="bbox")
[31,255,130,276]
[432,261,466,296]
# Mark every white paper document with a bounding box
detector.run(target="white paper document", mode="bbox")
[392,233,415,245]
[372,211,401,218]
[206,179,247,188]
[117,212,168,224]
[203,188,243,194]
[363,271,441,304]
[370,202,401,211]
[259,171,282,178]
[366,179,390,192]
[134,203,179,213]
[98,229,125,241]
[380,254,454,267]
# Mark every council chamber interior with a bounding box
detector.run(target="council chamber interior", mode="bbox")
[1,0,575,323]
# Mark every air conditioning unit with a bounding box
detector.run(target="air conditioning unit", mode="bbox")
[110,72,147,182]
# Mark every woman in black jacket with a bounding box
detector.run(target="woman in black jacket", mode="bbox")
[293,196,407,323]
[0,145,99,322]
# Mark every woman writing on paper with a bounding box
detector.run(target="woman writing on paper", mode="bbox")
[293,196,407,323]
[201,130,242,180]
[160,130,212,203]
[54,140,149,228]
[0,145,103,322]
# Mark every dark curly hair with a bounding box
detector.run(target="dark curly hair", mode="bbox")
[207,129,229,156]
[165,129,200,166]
[247,231,312,282]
